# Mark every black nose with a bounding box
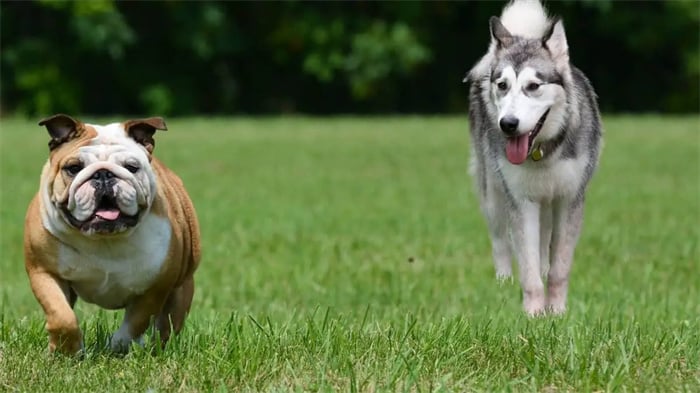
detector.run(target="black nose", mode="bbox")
[91,169,116,185]
[499,116,519,135]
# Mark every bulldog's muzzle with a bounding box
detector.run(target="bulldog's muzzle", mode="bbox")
[62,167,142,235]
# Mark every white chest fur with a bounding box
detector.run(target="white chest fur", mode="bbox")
[499,156,588,202]
[57,214,172,309]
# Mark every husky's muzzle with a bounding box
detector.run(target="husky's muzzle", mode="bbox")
[503,109,549,165]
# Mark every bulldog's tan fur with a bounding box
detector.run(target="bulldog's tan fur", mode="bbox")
[24,114,200,354]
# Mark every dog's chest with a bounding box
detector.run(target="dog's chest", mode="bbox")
[500,157,588,201]
[57,215,172,309]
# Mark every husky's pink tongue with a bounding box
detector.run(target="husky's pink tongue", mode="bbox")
[506,134,530,165]
[95,209,120,221]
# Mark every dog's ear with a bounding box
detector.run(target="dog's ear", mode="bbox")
[489,17,513,49]
[39,114,84,151]
[124,117,168,154]
[543,18,569,66]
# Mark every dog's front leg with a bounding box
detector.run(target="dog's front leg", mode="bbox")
[28,269,83,354]
[547,199,584,314]
[511,200,545,316]
[110,286,170,353]
[484,181,513,281]
[539,204,553,279]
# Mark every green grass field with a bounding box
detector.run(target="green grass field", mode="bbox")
[0,116,698,392]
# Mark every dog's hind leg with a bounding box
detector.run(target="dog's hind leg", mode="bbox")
[547,199,584,314]
[155,276,195,344]
[510,200,546,316]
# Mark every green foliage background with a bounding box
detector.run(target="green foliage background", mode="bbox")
[1,0,698,116]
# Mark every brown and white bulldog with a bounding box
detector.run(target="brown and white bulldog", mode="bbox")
[24,114,201,355]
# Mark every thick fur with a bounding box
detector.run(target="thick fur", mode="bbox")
[24,115,200,354]
[466,0,602,315]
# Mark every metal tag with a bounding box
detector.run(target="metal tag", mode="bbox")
[531,146,543,161]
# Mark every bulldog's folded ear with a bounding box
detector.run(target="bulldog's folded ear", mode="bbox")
[124,117,168,154]
[39,114,83,151]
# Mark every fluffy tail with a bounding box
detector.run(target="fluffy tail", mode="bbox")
[500,0,551,39]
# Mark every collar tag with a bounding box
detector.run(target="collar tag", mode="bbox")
[531,145,544,161]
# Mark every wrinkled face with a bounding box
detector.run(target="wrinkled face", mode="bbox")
[40,115,166,236]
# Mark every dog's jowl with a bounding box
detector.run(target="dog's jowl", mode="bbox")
[465,0,602,315]
[24,114,201,354]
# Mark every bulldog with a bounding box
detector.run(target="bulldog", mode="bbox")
[24,114,201,355]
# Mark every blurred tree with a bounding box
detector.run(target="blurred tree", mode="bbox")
[2,0,133,115]
[300,19,430,99]
[0,0,697,116]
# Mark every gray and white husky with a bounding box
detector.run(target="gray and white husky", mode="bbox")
[465,0,602,315]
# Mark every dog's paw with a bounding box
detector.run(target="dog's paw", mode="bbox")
[48,328,84,356]
[495,270,513,284]
[109,326,144,353]
[547,305,567,316]
[523,290,546,317]
[49,338,84,357]
[546,298,567,315]
[524,305,547,317]
[109,336,130,354]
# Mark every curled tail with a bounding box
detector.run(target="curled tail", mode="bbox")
[500,0,551,39]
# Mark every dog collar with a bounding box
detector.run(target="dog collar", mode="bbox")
[530,130,567,162]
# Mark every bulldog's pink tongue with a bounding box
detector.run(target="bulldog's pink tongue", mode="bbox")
[95,209,120,221]
[506,134,529,165]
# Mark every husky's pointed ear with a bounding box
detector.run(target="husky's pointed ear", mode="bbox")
[543,18,569,66]
[124,117,167,154]
[489,16,513,48]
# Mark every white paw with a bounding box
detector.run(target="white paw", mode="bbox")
[109,324,144,353]
[109,334,145,353]
[546,295,567,315]
[523,290,546,317]
[109,332,132,353]
[495,268,513,283]
[547,304,567,315]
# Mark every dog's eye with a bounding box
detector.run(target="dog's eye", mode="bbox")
[124,164,139,173]
[63,164,83,176]
[526,82,541,92]
[497,82,508,91]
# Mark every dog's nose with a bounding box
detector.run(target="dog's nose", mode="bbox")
[91,169,116,182]
[499,116,519,135]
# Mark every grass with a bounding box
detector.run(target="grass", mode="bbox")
[0,115,698,392]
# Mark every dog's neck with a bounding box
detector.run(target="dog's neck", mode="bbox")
[531,130,567,162]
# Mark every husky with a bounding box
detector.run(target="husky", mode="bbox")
[464,0,602,315]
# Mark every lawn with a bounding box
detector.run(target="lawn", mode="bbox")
[0,115,698,392]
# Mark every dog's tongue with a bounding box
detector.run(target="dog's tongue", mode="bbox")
[95,209,120,221]
[506,134,529,165]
